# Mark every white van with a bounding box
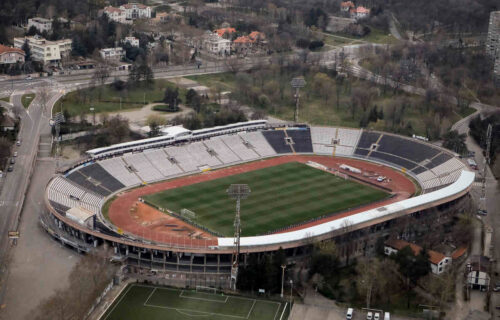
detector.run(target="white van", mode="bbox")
[346,308,354,319]
[384,312,390,320]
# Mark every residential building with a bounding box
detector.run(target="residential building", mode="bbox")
[248,31,265,42]
[203,32,230,56]
[13,36,71,65]
[124,36,140,47]
[233,36,253,53]
[0,44,25,64]
[103,6,128,24]
[340,1,355,12]
[0,114,16,132]
[486,11,500,59]
[28,17,52,33]
[486,11,500,85]
[466,255,490,290]
[351,6,371,19]
[384,239,451,275]
[215,27,236,38]
[120,3,152,20]
[99,47,125,60]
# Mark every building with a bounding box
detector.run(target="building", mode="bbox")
[466,256,490,290]
[103,6,128,24]
[486,11,500,85]
[340,1,355,12]
[351,6,371,19]
[120,3,152,20]
[233,36,253,53]
[0,114,16,132]
[99,47,125,60]
[248,31,265,43]
[384,239,451,275]
[27,17,52,33]
[215,27,236,38]
[13,36,71,65]
[486,11,500,59]
[123,36,140,47]
[203,32,231,56]
[0,44,25,64]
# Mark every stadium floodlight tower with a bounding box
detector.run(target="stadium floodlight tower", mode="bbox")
[291,76,306,123]
[227,184,250,291]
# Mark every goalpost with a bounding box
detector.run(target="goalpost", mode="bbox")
[195,285,218,294]
[181,209,196,222]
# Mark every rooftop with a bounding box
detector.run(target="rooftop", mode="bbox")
[385,239,447,265]
[0,44,25,55]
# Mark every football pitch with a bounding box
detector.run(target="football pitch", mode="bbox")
[144,162,389,236]
[100,284,288,320]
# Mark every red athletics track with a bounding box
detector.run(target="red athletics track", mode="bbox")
[107,155,416,247]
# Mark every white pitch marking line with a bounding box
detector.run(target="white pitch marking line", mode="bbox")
[102,284,133,320]
[179,290,228,303]
[144,303,247,319]
[143,287,157,306]
[246,299,256,319]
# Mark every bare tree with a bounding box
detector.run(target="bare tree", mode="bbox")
[37,82,51,116]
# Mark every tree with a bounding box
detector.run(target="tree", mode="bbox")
[163,87,180,111]
[22,40,31,62]
[104,115,129,143]
[442,130,468,155]
[146,114,167,137]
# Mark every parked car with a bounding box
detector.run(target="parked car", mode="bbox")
[384,312,391,320]
[7,165,13,172]
[367,312,373,320]
[13,151,17,157]
[477,209,488,216]
[346,308,354,319]
[0,170,3,178]
[493,281,500,292]
[16,140,21,146]
[10,158,15,164]
[374,313,380,320]
[25,75,32,80]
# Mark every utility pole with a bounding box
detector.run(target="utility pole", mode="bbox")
[291,77,306,123]
[227,184,250,291]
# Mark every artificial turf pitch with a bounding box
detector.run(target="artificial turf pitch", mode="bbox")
[144,162,389,236]
[101,284,287,320]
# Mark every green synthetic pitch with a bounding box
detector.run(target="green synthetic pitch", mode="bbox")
[100,284,287,320]
[143,162,389,236]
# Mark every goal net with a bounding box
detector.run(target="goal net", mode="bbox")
[181,209,196,221]
[195,285,218,294]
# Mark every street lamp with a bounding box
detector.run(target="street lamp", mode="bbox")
[90,107,95,126]
[289,279,293,302]
[280,264,286,298]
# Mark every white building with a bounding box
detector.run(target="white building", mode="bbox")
[120,3,151,20]
[13,36,72,65]
[0,44,25,64]
[123,36,140,47]
[203,32,231,56]
[27,17,52,33]
[103,6,128,24]
[466,256,491,290]
[99,47,125,60]
[384,239,451,275]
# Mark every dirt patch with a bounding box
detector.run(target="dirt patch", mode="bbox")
[108,155,416,247]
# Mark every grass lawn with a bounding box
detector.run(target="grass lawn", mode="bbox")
[101,284,287,320]
[144,162,388,236]
[21,93,35,109]
[0,97,9,102]
[54,79,186,117]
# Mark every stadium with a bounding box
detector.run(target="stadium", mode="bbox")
[42,120,474,289]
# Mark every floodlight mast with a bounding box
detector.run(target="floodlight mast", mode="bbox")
[291,77,306,123]
[227,184,250,291]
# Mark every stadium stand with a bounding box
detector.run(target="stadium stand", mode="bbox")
[239,131,277,157]
[47,177,104,213]
[165,145,200,172]
[311,127,363,156]
[425,152,452,169]
[203,137,241,164]
[143,149,183,177]
[376,135,441,164]
[286,128,313,153]
[368,151,419,170]
[99,158,142,187]
[123,153,164,182]
[78,163,125,193]
[356,131,381,149]
[186,142,222,167]
[262,130,293,153]
[220,134,259,160]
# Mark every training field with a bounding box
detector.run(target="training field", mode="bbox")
[101,284,288,320]
[143,162,388,236]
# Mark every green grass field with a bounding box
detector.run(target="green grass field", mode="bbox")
[144,162,389,236]
[101,284,288,320]
[21,93,35,109]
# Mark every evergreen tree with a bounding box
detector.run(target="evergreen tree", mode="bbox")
[21,40,31,62]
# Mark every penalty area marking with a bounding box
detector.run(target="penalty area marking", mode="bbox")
[179,290,229,303]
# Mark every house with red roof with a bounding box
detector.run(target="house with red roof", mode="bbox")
[340,1,355,12]
[215,27,236,38]
[351,6,371,19]
[384,239,451,275]
[0,44,25,64]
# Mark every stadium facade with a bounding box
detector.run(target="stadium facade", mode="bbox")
[43,121,474,288]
